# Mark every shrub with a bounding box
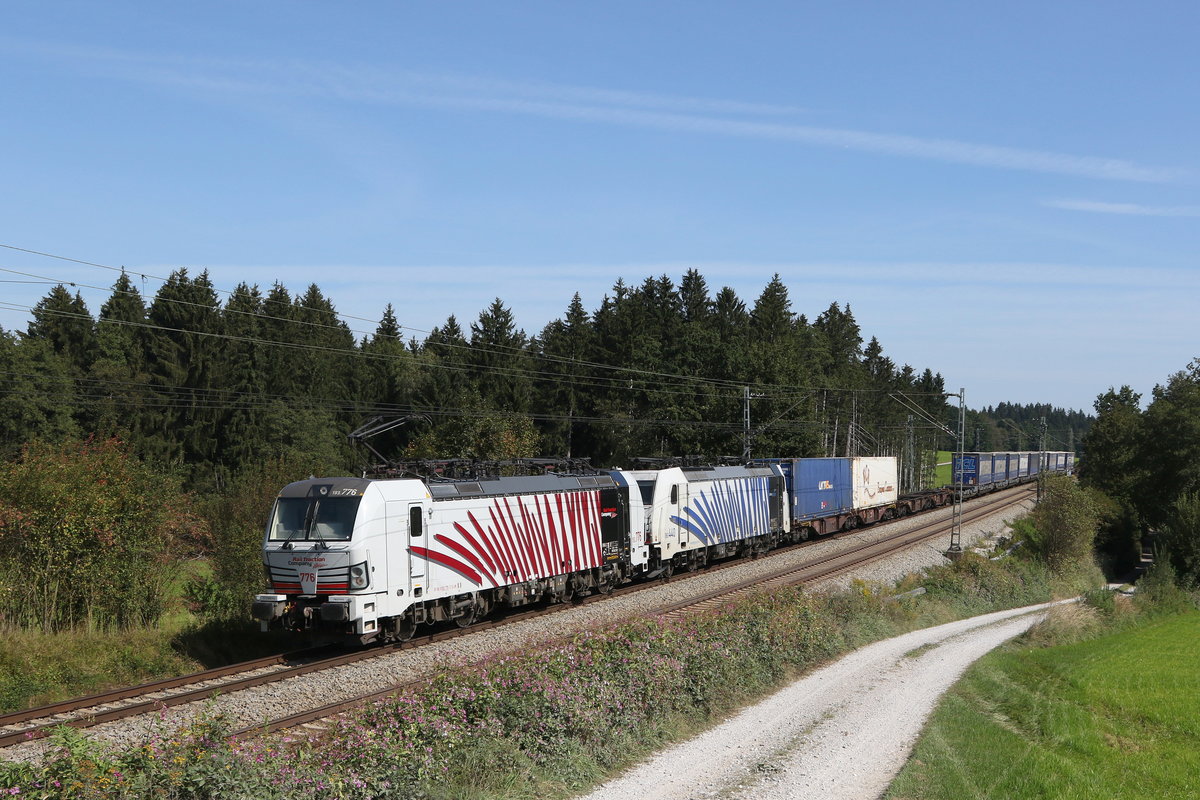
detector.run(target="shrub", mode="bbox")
[1023,475,1101,574]
[1158,491,1200,588]
[1135,559,1198,616]
[196,458,335,621]
[0,438,206,632]
[1081,586,1117,614]
[1022,602,1104,648]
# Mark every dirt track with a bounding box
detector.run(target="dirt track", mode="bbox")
[575,601,1066,800]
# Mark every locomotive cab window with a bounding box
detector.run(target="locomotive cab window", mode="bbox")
[410,506,423,537]
[269,496,360,541]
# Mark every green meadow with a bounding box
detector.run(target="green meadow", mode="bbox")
[887,610,1200,800]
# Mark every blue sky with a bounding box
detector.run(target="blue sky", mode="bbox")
[2,1,1197,413]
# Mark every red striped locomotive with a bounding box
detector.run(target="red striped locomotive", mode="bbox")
[252,464,788,644]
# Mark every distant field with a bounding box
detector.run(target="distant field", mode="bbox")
[886,611,1200,800]
[933,450,952,488]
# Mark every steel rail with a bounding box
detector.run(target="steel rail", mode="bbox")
[0,647,345,747]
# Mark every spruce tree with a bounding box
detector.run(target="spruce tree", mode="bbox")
[88,273,149,438]
[535,293,595,457]
[26,285,96,376]
[468,298,532,413]
[218,283,267,474]
[143,269,224,470]
[0,328,80,453]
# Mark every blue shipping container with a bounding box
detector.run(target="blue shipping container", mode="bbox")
[754,458,853,521]
[953,453,981,486]
[997,453,1014,481]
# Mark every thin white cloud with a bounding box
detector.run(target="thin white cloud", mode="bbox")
[213,259,1200,298]
[1044,199,1200,217]
[3,38,1176,183]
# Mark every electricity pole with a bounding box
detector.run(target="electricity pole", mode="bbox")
[889,388,966,556]
[1037,416,1047,502]
[947,388,966,557]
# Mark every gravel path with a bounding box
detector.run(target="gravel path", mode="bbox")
[2,487,1034,764]
[575,600,1066,800]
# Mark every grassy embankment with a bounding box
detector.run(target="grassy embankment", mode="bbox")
[887,589,1199,799]
[2,547,1104,799]
[0,559,290,713]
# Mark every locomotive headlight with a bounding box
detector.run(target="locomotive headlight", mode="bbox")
[349,561,370,589]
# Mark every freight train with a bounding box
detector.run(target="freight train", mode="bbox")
[253,451,1072,644]
[953,450,1074,492]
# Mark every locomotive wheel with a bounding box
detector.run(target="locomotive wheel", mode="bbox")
[455,607,477,628]
[597,571,615,595]
[396,617,417,642]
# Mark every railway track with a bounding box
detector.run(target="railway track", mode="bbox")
[1,484,1033,754]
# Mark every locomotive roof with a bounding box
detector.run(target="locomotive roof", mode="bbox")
[424,472,617,500]
[277,476,373,498]
[278,472,619,502]
[680,464,778,481]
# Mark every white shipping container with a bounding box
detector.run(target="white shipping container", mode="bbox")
[851,457,899,510]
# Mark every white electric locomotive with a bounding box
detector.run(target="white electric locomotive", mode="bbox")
[629,464,791,575]
[252,463,791,644]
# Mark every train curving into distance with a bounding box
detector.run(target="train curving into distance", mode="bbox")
[253,451,1072,644]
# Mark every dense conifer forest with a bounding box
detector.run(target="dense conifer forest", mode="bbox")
[2,269,1002,484]
[0,268,1099,626]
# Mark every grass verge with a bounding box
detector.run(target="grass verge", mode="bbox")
[886,595,1200,799]
[0,557,292,714]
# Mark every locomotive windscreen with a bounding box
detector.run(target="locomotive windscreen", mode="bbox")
[269,496,361,542]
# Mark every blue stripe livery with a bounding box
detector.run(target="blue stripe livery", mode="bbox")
[670,477,769,545]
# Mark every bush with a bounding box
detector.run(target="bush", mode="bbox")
[1082,586,1117,614]
[197,458,332,622]
[1022,602,1104,648]
[0,438,206,632]
[1135,560,1198,616]
[1158,491,1200,588]
[919,552,1054,616]
[1022,475,1101,574]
